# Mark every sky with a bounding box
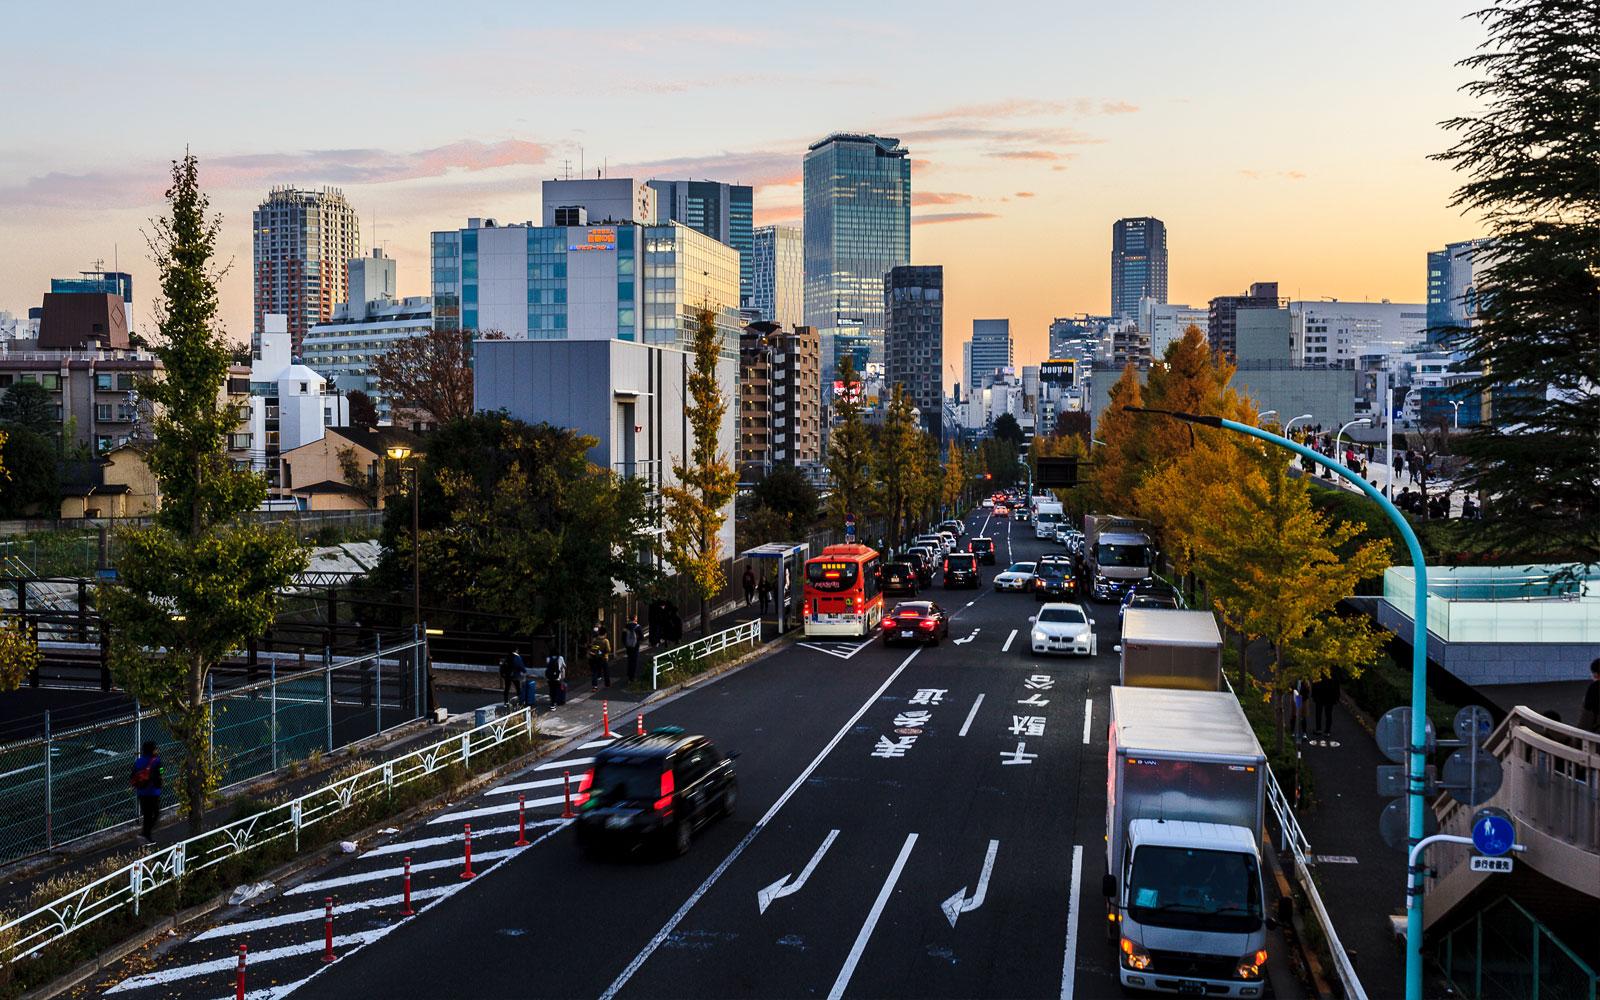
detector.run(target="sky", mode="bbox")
[0,0,1490,384]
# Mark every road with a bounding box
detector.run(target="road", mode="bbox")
[75,510,1185,999]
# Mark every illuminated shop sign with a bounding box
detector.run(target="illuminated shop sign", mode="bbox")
[569,227,617,251]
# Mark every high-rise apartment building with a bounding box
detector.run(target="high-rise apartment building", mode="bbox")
[883,265,944,435]
[803,133,911,379]
[252,187,361,355]
[647,180,754,305]
[1110,217,1167,322]
[965,319,1013,396]
[738,322,821,472]
[1208,282,1280,359]
[1426,239,1492,348]
[751,225,803,329]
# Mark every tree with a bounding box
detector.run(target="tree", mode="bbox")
[347,390,379,428]
[337,446,399,509]
[1090,363,1147,511]
[97,155,306,835]
[1053,411,1091,444]
[660,307,738,638]
[1431,0,1600,571]
[875,385,923,543]
[992,412,1024,447]
[939,440,966,514]
[824,355,874,532]
[371,327,485,428]
[0,428,58,517]
[976,437,1020,485]
[0,382,55,436]
[736,505,793,554]
[751,463,818,535]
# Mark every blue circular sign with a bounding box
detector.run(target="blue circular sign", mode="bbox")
[1472,814,1515,857]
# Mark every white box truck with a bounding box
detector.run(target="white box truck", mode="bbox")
[1083,514,1155,600]
[1104,686,1277,997]
[1118,608,1224,691]
[1033,499,1065,540]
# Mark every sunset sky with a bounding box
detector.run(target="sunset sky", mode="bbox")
[1,0,1489,381]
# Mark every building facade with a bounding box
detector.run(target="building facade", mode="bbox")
[1208,281,1280,359]
[302,297,433,424]
[803,133,911,378]
[1426,239,1493,349]
[252,187,361,355]
[738,322,821,473]
[751,225,804,330]
[249,315,349,494]
[647,180,754,306]
[965,319,1013,396]
[1139,299,1208,358]
[883,265,944,434]
[1111,217,1167,321]
[1288,300,1427,368]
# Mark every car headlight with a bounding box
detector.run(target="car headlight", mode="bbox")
[1120,937,1151,971]
[1032,631,1047,642]
[1236,949,1267,980]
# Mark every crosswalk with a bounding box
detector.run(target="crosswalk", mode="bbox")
[93,733,620,998]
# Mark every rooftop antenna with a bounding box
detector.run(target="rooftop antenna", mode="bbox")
[580,147,584,178]
[562,159,572,181]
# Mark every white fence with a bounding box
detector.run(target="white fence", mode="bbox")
[0,708,533,970]
[652,619,760,687]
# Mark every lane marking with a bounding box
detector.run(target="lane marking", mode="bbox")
[598,648,923,1000]
[283,849,520,894]
[958,693,985,737]
[795,638,874,660]
[828,833,919,999]
[362,818,565,857]
[428,794,566,824]
[578,737,620,749]
[534,755,593,772]
[1060,844,1083,1000]
[757,828,840,914]
[488,775,573,796]
[1082,699,1093,745]
[192,887,458,940]
[1002,629,1017,652]
[105,930,393,992]
[940,839,999,927]
[952,628,980,646]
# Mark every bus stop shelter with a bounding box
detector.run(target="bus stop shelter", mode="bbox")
[739,542,810,636]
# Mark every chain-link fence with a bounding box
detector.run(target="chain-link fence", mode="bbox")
[0,635,427,866]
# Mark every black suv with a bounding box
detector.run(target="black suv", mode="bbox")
[943,552,980,588]
[902,547,935,587]
[1031,562,1074,601]
[575,729,737,857]
[881,562,919,596]
[969,537,996,565]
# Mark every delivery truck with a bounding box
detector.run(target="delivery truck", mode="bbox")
[1033,499,1065,540]
[1118,608,1224,690]
[1103,686,1275,997]
[1083,514,1155,600]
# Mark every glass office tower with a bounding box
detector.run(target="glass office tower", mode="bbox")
[803,133,911,380]
[1110,217,1167,322]
[647,180,754,306]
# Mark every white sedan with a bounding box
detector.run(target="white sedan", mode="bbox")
[1030,603,1097,656]
[993,562,1037,592]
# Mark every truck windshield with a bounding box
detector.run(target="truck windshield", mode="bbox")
[1127,846,1262,932]
[1098,542,1150,568]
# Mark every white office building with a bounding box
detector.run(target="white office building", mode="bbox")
[1289,300,1427,368]
[1138,298,1208,358]
[250,314,349,493]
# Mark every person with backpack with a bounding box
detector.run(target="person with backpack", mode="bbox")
[500,647,526,704]
[623,614,643,685]
[130,741,163,844]
[545,648,567,707]
[588,626,612,692]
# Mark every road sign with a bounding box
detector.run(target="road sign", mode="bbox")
[1472,811,1515,857]
[1442,748,1502,806]
[1376,763,1436,797]
[845,513,856,540]
[1453,705,1494,744]
[1469,855,1514,873]
[1379,797,1439,852]
[1376,707,1437,764]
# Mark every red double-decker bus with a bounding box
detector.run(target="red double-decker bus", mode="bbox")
[802,544,884,638]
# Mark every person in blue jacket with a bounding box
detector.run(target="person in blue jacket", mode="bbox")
[130,741,163,844]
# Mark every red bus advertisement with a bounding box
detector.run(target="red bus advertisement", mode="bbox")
[802,544,884,638]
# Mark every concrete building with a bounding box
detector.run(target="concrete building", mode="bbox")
[279,425,423,511]
[1109,320,1149,368]
[1139,298,1208,358]
[249,315,349,494]
[965,319,1013,397]
[647,180,753,305]
[1111,217,1167,322]
[883,265,944,435]
[0,311,40,341]
[750,225,803,330]
[1208,281,1280,359]
[803,133,911,377]
[37,293,128,351]
[302,250,431,423]
[252,187,361,355]
[738,322,821,474]
[540,178,657,227]
[1427,239,1493,349]
[1288,299,1427,368]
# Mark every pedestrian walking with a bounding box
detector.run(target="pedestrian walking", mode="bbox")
[130,741,163,844]
[623,614,643,685]
[1577,659,1600,733]
[758,576,773,616]
[742,566,757,606]
[1392,451,1404,484]
[1311,672,1341,738]
[1291,680,1312,739]
[588,626,612,692]
[545,649,567,707]
[499,646,526,704]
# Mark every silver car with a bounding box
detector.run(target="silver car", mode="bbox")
[993,562,1037,592]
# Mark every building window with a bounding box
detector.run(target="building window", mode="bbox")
[96,404,113,421]
[96,374,114,390]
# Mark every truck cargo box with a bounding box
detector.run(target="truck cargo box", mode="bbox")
[1119,608,1224,691]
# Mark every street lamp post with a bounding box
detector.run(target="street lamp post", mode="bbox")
[1282,413,1315,436]
[1449,399,1462,429]
[386,445,432,715]
[1335,417,1372,464]
[1257,409,1278,424]
[1124,405,1429,1000]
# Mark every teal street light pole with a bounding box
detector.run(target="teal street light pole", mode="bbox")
[1123,407,1430,1000]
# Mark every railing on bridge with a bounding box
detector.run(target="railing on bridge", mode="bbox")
[651,619,760,688]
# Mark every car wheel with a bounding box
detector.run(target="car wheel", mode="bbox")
[673,816,692,856]
[721,780,738,817]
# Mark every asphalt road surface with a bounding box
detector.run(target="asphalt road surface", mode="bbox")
[80,510,1148,999]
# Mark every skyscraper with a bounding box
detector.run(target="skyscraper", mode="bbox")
[1426,239,1493,349]
[252,187,361,355]
[647,180,754,305]
[1110,217,1168,321]
[803,133,911,379]
[751,225,803,329]
[966,319,1013,396]
[883,265,944,435]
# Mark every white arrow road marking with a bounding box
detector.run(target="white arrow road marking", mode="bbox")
[1082,698,1093,745]
[1060,845,1083,1000]
[828,833,918,1000]
[958,693,985,736]
[1002,629,1017,652]
[940,839,999,927]
[757,829,840,914]
[952,628,981,645]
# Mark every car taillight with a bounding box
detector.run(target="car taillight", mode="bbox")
[918,619,935,629]
[654,770,674,811]
[943,560,949,572]
[881,618,896,629]
[575,768,593,806]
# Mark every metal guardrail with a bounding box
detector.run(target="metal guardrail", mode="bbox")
[652,619,760,687]
[1223,672,1367,1000]
[0,707,533,969]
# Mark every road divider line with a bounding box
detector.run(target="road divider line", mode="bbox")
[958,693,985,737]
[105,930,393,992]
[598,648,923,1000]
[828,833,918,1000]
[1060,844,1083,1000]
[487,775,570,796]
[193,887,459,940]
[534,755,593,772]
[1002,629,1017,652]
[1082,699,1093,745]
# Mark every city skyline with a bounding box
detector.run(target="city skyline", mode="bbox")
[0,0,1489,383]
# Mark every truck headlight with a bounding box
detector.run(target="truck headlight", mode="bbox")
[1235,949,1267,979]
[1119,937,1151,971]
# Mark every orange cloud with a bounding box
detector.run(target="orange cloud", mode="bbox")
[913,212,998,226]
[985,150,1075,161]
[1016,191,1036,198]
[913,191,974,206]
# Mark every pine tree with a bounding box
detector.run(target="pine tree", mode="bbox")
[98,155,306,833]
[824,355,874,533]
[1431,0,1600,569]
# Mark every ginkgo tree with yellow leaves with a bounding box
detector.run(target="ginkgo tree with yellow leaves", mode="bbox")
[0,422,41,690]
